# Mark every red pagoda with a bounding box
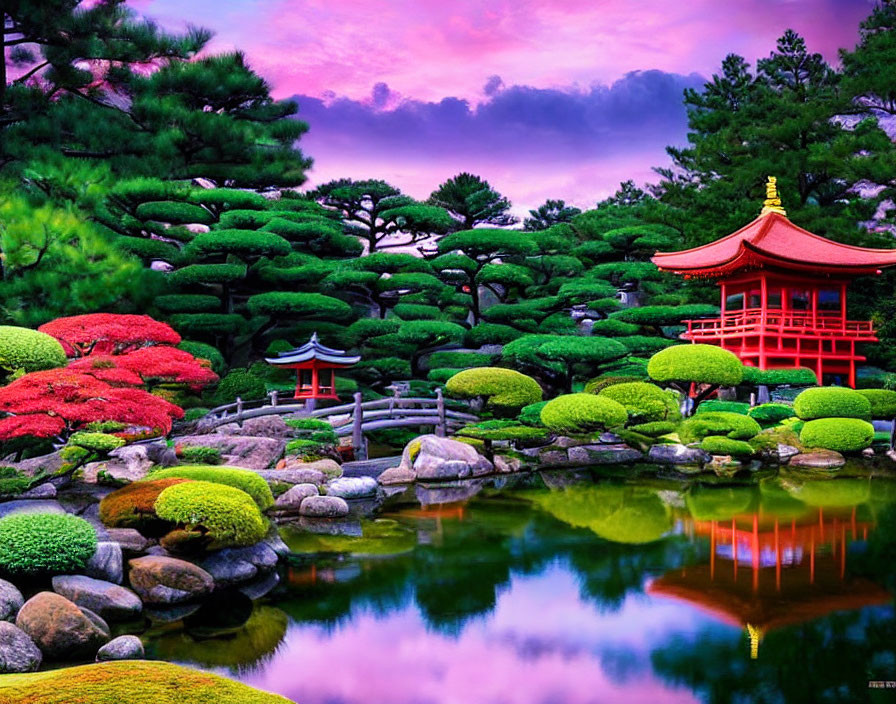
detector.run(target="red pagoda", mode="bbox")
[265,333,359,406]
[652,177,896,387]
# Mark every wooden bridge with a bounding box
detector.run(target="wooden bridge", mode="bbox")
[200,388,479,460]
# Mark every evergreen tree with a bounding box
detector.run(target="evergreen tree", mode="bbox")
[428,173,518,229]
[523,199,582,231]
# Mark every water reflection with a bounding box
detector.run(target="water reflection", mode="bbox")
[142,471,896,704]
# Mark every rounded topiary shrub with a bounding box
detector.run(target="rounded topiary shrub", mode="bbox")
[149,466,274,511]
[597,382,679,424]
[741,366,817,387]
[0,325,68,375]
[679,411,761,444]
[799,418,875,452]
[67,431,126,452]
[517,401,549,427]
[540,393,628,435]
[583,375,646,394]
[445,367,543,413]
[99,478,194,533]
[793,387,871,420]
[212,370,267,405]
[857,389,896,419]
[629,421,677,437]
[747,402,796,425]
[695,400,750,415]
[0,513,97,575]
[154,481,268,550]
[647,344,743,386]
[700,436,755,456]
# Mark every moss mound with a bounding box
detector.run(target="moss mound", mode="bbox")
[0,512,97,576]
[99,478,193,533]
[799,418,875,452]
[445,367,543,412]
[0,325,68,375]
[0,660,293,703]
[597,381,680,424]
[149,466,274,510]
[700,436,755,456]
[679,411,761,443]
[540,393,628,434]
[647,344,743,386]
[793,387,871,420]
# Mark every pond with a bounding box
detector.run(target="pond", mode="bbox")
[142,468,896,704]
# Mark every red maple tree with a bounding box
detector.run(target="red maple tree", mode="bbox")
[0,369,184,441]
[38,314,182,357]
[68,347,218,391]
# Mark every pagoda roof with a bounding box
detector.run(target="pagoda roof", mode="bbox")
[652,212,896,277]
[265,333,360,366]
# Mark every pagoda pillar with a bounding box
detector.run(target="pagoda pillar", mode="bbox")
[759,275,768,369]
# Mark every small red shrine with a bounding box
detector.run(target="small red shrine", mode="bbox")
[652,177,896,387]
[265,333,359,403]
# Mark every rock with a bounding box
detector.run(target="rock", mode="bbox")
[7,450,65,478]
[789,450,846,469]
[777,444,800,461]
[494,455,523,473]
[297,516,362,535]
[144,603,202,623]
[236,416,291,438]
[567,444,643,465]
[143,439,178,467]
[273,483,319,511]
[415,481,484,505]
[262,528,291,557]
[106,528,151,554]
[16,592,110,659]
[256,468,325,485]
[184,221,211,233]
[325,476,378,499]
[172,434,285,470]
[378,467,416,485]
[0,580,24,622]
[301,458,342,479]
[599,432,623,444]
[534,449,570,467]
[84,541,124,584]
[648,443,711,465]
[299,495,350,518]
[96,634,144,662]
[0,499,66,519]
[552,436,592,448]
[198,545,277,588]
[18,483,57,499]
[402,435,492,481]
[128,556,214,604]
[238,571,280,600]
[862,447,876,457]
[108,444,155,480]
[0,622,41,673]
[51,576,142,621]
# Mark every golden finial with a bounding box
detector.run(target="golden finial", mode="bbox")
[746,624,764,659]
[760,176,786,217]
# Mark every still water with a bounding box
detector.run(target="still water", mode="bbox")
[145,469,896,704]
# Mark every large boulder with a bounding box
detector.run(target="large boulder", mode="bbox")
[378,467,416,485]
[0,580,24,622]
[172,434,285,470]
[233,416,291,439]
[299,495,350,518]
[273,483,319,512]
[0,499,65,519]
[96,635,144,662]
[84,542,123,585]
[108,445,155,479]
[51,576,142,621]
[788,450,846,469]
[400,435,492,481]
[325,476,378,499]
[198,543,279,588]
[18,483,57,499]
[128,556,214,605]
[16,592,110,659]
[0,621,41,673]
[106,528,151,554]
[256,468,325,485]
[648,444,711,466]
[567,444,643,465]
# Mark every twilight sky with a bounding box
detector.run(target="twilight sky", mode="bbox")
[133,0,875,214]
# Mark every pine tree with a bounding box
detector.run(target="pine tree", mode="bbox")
[428,173,518,229]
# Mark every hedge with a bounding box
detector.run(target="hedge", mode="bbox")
[0,513,97,575]
[695,400,750,415]
[0,326,68,374]
[445,367,543,412]
[213,370,267,405]
[793,387,871,420]
[597,382,679,423]
[857,389,896,418]
[799,418,875,452]
[700,436,755,456]
[156,294,222,313]
[154,481,268,550]
[540,393,628,434]
[99,478,193,532]
[185,229,292,258]
[149,466,274,510]
[168,263,247,286]
[647,344,743,386]
[742,366,817,386]
[747,403,796,425]
[679,411,761,443]
[135,200,214,225]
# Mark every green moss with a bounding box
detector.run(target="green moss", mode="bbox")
[150,466,274,510]
[213,370,267,405]
[0,513,97,576]
[799,418,875,452]
[0,325,68,375]
[427,367,463,383]
[679,411,761,443]
[629,421,678,437]
[177,445,222,464]
[793,387,871,420]
[583,375,645,394]
[747,402,796,425]
[0,660,293,704]
[540,393,628,434]
[597,381,680,423]
[700,436,755,456]
[428,351,495,368]
[135,200,215,224]
[647,344,743,386]
[457,422,550,442]
[741,366,817,386]
[154,481,269,550]
[445,367,543,412]
[695,400,750,415]
[67,432,125,452]
[857,389,896,418]
[517,401,549,426]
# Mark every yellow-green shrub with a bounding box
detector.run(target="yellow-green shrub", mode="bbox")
[793,387,871,420]
[799,418,874,452]
[445,367,543,412]
[149,465,274,510]
[540,393,628,434]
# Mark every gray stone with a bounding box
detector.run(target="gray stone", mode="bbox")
[0,580,24,622]
[51,576,142,621]
[549,436,590,449]
[107,528,151,554]
[96,635,144,662]
[107,444,155,480]
[18,483,57,499]
[238,571,280,600]
[273,483,319,511]
[535,449,571,467]
[261,529,291,557]
[494,455,523,473]
[0,622,41,673]
[238,416,291,439]
[16,592,110,659]
[144,603,202,623]
[199,543,279,587]
[777,444,800,461]
[403,434,493,481]
[789,450,846,469]
[325,476,378,499]
[299,495,350,518]
[300,458,342,479]
[256,468,325,485]
[567,444,643,465]
[378,467,416,485]
[7,450,65,478]
[296,516,362,535]
[0,499,65,519]
[84,541,123,584]
[128,556,214,604]
[172,434,285,470]
[648,443,711,465]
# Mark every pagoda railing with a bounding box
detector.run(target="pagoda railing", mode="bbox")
[683,309,876,340]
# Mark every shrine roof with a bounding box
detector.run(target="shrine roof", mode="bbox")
[265,332,361,366]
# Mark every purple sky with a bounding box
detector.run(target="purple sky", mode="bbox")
[133,0,875,213]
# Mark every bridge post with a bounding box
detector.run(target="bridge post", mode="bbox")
[352,392,367,461]
[436,388,447,437]
[269,390,278,408]
[235,397,243,428]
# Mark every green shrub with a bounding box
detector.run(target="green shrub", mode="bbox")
[742,366,817,386]
[540,393,628,434]
[701,436,755,456]
[115,236,182,262]
[464,323,521,346]
[177,340,226,375]
[747,403,796,425]
[285,418,332,431]
[588,319,639,337]
[393,303,444,321]
[155,294,221,313]
[0,513,97,575]
[427,367,462,383]
[457,421,550,442]
[246,292,354,321]
[67,432,126,452]
[799,418,874,452]
[0,326,68,375]
[611,304,719,326]
[679,411,761,443]
[647,344,743,386]
[857,389,896,418]
[428,351,495,369]
[186,229,292,258]
[213,370,267,405]
[168,263,247,286]
[285,438,329,459]
[518,401,549,426]
[135,200,214,225]
[617,336,678,355]
[445,367,543,413]
[793,387,871,420]
[178,446,222,465]
[149,466,274,510]
[184,408,210,421]
[188,188,269,211]
[169,313,245,337]
[598,382,680,424]
[630,421,678,437]
[583,375,644,394]
[154,481,268,549]
[695,400,750,415]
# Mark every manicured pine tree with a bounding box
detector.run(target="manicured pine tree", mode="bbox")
[428,172,518,229]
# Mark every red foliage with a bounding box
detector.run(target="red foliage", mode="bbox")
[0,369,184,441]
[68,347,218,390]
[39,314,182,357]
